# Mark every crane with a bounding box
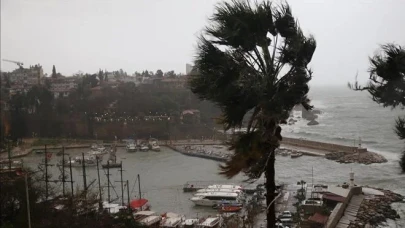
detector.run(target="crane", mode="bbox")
[2,59,24,68]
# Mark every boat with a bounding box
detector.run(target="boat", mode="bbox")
[102,161,122,169]
[161,212,185,228]
[151,143,160,152]
[190,192,242,207]
[88,150,108,156]
[127,143,137,152]
[58,155,98,167]
[102,201,126,214]
[91,143,106,152]
[130,198,150,212]
[90,143,98,150]
[0,159,23,171]
[197,217,221,228]
[290,152,303,158]
[140,215,162,227]
[196,188,244,194]
[207,185,243,190]
[219,204,243,213]
[281,151,289,156]
[181,219,199,228]
[134,211,156,221]
[140,143,149,152]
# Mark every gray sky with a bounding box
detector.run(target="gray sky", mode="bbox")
[1,0,404,85]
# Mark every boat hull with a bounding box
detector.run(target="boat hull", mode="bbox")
[102,163,122,169]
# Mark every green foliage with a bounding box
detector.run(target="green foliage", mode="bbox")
[189,0,316,177]
[351,44,405,173]
[52,65,57,78]
[164,70,176,78]
[155,69,163,78]
[9,92,27,141]
[189,1,316,227]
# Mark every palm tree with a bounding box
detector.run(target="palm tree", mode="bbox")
[350,43,405,173]
[188,1,316,227]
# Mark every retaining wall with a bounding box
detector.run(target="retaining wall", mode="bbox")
[326,186,362,228]
[282,137,367,153]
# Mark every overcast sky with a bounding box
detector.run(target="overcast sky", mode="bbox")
[1,0,404,85]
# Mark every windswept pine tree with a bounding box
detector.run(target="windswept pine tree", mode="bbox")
[52,65,57,78]
[350,44,405,173]
[188,1,316,227]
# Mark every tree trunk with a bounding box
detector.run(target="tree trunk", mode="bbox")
[265,149,276,228]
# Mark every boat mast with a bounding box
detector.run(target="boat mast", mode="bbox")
[107,160,111,203]
[96,157,102,210]
[119,162,124,206]
[69,157,74,198]
[44,145,49,201]
[62,146,65,196]
[126,180,130,211]
[25,173,32,228]
[138,174,142,210]
[82,153,87,200]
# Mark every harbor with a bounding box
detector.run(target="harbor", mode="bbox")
[1,143,402,227]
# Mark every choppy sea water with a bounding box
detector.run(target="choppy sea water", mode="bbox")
[24,85,405,227]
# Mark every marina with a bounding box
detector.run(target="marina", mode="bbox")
[1,142,404,227]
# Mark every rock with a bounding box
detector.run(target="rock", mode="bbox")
[312,109,322,114]
[307,120,319,126]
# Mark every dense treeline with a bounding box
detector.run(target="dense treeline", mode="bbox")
[1,74,220,146]
[351,44,405,173]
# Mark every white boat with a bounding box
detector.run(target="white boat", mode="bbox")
[181,219,199,228]
[161,212,185,228]
[190,192,242,207]
[207,185,242,190]
[90,143,98,150]
[102,201,126,214]
[151,143,160,152]
[88,150,107,156]
[196,188,243,194]
[134,211,157,221]
[281,151,289,156]
[197,217,221,228]
[140,144,149,152]
[58,155,98,167]
[141,215,162,227]
[134,211,161,227]
[290,152,303,158]
[127,143,137,152]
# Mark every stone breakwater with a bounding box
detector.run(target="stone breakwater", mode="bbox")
[168,145,230,162]
[348,188,404,228]
[325,152,388,165]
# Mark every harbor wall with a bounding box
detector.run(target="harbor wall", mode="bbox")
[282,137,367,153]
[325,186,362,228]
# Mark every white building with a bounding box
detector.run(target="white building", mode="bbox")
[49,77,78,98]
[186,63,194,75]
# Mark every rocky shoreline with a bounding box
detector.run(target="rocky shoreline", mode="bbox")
[325,151,388,165]
[349,188,404,228]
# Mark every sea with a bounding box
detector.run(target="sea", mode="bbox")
[24,85,405,227]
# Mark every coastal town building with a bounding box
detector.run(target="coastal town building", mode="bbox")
[4,65,44,95]
[49,76,78,98]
